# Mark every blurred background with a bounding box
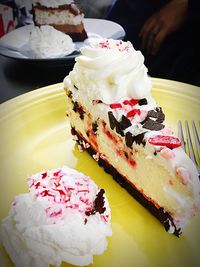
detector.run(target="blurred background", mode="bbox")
[0,0,199,103]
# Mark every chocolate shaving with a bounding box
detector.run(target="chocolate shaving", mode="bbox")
[116,125,125,137]
[142,118,165,131]
[67,90,72,98]
[138,98,148,106]
[141,107,165,130]
[148,107,165,123]
[156,108,165,123]
[92,122,98,133]
[94,189,106,214]
[73,101,85,120]
[125,132,146,148]
[85,189,106,216]
[124,151,128,158]
[120,115,132,130]
[108,111,118,130]
[134,132,146,146]
[148,110,159,118]
[108,111,124,136]
[125,132,134,148]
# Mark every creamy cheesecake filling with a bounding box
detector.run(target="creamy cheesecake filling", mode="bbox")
[33,8,83,26]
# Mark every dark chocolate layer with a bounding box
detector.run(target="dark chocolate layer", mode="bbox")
[68,30,88,42]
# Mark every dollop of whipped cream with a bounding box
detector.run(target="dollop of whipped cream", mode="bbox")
[0,166,112,267]
[32,0,73,8]
[69,39,152,104]
[29,25,75,58]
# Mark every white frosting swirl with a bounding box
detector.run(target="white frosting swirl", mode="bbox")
[69,39,152,104]
[29,25,75,58]
[32,0,73,8]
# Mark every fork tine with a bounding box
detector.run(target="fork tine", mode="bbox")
[185,121,197,165]
[178,120,185,152]
[192,120,200,159]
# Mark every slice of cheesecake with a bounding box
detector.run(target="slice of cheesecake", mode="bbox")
[63,39,200,236]
[32,0,88,41]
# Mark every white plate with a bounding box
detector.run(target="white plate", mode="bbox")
[0,18,125,63]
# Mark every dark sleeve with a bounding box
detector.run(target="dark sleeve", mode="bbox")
[188,0,200,24]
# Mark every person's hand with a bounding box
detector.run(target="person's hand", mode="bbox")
[139,0,188,56]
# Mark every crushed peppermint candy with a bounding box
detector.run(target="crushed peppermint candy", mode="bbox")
[127,109,141,118]
[98,39,132,52]
[160,147,175,159]
[108,98,147,124]
[176,167,191,185]
[123,99,139,106]
[110,103,122,109]
[148,135,181,148]
[109,98,140,110]
[27,166,110,222]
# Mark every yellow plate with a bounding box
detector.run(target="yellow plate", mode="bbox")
[0,79,200,267]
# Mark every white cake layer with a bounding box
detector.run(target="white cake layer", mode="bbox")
[34,9,83,26]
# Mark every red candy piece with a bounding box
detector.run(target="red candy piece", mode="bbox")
[130,99,139,106]
[127,109,141,118]
[41,172,47,179]
[123,99,139,106]
[110,103,122,109]
[148,135,181,148]
[99,40,110,49]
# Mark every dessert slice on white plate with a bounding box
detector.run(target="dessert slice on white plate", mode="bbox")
[32,0,88,41]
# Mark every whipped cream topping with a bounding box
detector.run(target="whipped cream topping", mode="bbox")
[32,0,73,8]
[29,25,75,58]
[0,166,112,267]
[69,39,152,104]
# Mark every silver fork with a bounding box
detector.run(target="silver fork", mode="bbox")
[178,120,200,174]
